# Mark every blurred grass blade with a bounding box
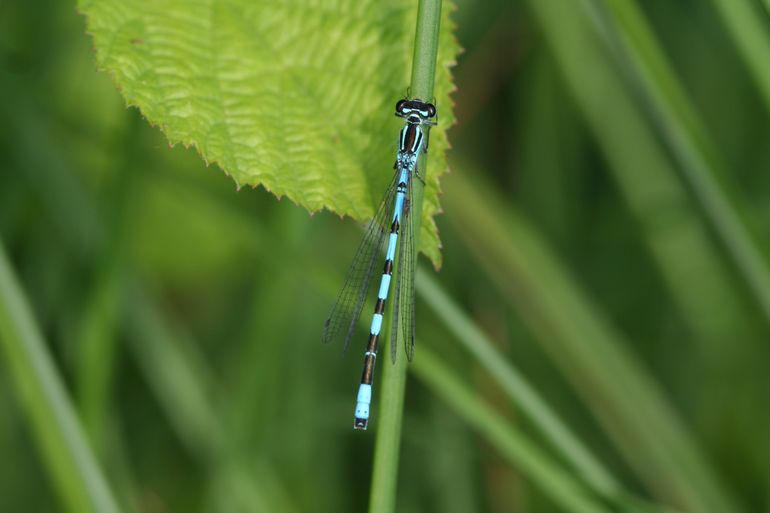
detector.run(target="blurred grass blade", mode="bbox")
[412,348,614,513]
[414,349,683,513]
[710,0,770,113]
[443,169,738,513]
[416,269,619,498]
[74,115,140,453]
[7,88,294,513]
[125,282,297,513]
[74,264,122,454]
[0,241,122,513]
[586,0,770,328]
[125,285,221,456]
[417,271,688,513]
[525,0,762,365]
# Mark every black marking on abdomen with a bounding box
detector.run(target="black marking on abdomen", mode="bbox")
[361,353,375,384]
[366,333,378,353]
[361,332,379,384]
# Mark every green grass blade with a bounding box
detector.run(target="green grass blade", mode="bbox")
[74,116,140,454]
[586,0,770,329]
[74,264,122,454]
[443,169,738,513]
[412,348,614,513]
[526,0,762,366]
[0,241,122,513]
[416,269,619,497]
[125,286,222,456]
[125,282,297,513]
[368,2,443,512]
[710,0,770,113]
[520,4,757,507]
[7,86,294,513]
[417,270,691,513]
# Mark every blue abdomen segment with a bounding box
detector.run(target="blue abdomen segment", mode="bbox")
[378,275,392,300]
[354,384,372,428]
[386,233,398,261]
[370,313,383,336]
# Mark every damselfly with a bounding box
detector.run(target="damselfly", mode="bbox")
[323,98,437,430]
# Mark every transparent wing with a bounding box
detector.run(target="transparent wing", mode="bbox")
[390,169,417,363]
[322,169,400,353]
[402,174,417,361]
[390,178,405,364]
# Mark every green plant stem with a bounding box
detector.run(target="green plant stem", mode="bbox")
[0,240,122,513]
[368,2,442,513]
[367,303,408,513]
[409,0,442,102]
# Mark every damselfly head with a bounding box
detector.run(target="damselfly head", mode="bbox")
[395,99,437,124]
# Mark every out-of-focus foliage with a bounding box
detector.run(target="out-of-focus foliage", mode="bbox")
[78,0,459,267]
[1,0,770,512]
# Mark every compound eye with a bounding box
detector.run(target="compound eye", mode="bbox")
[427,104,436,117]
[395,99,407,114]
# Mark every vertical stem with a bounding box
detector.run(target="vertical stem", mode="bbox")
[409,0,442,102]
[368,2,442,513]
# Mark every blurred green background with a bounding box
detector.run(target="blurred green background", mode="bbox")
[1,0,770,512]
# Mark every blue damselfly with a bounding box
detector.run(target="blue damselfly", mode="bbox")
[323,98,437,430]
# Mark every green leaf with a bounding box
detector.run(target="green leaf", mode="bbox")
[77,0,459,267]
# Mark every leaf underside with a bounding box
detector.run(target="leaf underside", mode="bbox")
[78,0,458,267]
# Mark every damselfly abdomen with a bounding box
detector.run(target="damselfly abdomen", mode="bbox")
[323,98,437,430]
